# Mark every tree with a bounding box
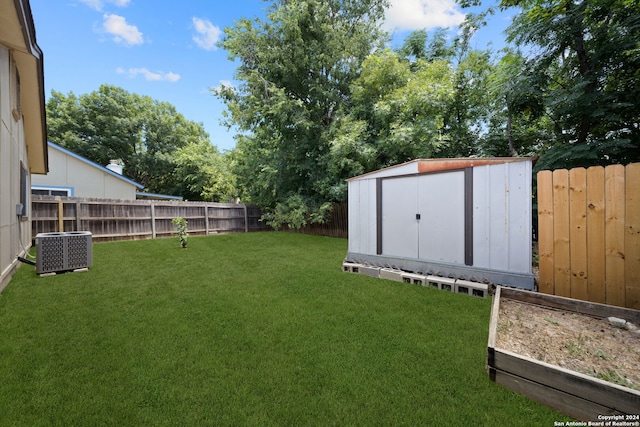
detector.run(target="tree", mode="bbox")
[46,85,215,198]
[500,0,640,169]
[339,49,455,167]
[397,28,455,63]
[173,141,237,202]
[481,49,553,157]
[436,15,494,158]
[328,25,494,178]
[216,0,388,228]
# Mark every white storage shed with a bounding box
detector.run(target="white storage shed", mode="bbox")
[346,158,535,289]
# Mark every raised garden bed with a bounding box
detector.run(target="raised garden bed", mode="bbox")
[487,286,640,421]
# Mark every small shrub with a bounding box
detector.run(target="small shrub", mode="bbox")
[172,217,188,248]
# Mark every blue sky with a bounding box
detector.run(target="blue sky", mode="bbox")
[30,0,511,152]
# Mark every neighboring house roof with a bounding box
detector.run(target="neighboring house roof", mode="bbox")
[136,192,184,201]
[0,0,47,174]
[48,141,144,189]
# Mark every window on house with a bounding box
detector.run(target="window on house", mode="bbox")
[31,187,72,197]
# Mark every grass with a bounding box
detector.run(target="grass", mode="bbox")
[0,232,569,426]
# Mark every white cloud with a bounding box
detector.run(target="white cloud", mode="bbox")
[192,17,221,51]
[80,0,131,11]
[102,13,143,46]
[117,67,180,82]
[384,0,466,32]
[211,80,235,93]
[217,80,234,89]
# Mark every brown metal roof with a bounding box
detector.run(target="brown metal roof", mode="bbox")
[416,157,532,174]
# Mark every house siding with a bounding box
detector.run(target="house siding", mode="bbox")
[32,145,140,200]
[0,46,32,290]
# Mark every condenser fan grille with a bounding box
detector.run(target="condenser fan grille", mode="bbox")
[36,232,92,274]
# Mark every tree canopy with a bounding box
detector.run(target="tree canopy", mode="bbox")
[46,84,235,201]
[45,0,640,224]
[215,0,389,228]
[499,0,640,170]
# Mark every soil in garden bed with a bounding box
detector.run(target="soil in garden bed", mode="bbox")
[496,299,640,391]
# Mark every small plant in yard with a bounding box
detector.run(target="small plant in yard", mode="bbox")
[172,217,188,248]
[544,317,560,326]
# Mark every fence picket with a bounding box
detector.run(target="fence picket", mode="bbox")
[604,165,625,307]
[552,169,571,298]
[625,163,640,309]
[537,170,555,295]
[586,166,606,304]
[569,168,588,300]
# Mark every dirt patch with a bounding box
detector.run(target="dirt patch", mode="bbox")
[496,299,640,391]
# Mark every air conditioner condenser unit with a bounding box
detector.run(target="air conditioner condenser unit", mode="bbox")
[35,231,93,275]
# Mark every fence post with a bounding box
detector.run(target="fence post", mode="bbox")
[75,201,82,231]
[151,203,156,239]
[205,205,210,236]
[57,200,64,232]
[243,204,248,233]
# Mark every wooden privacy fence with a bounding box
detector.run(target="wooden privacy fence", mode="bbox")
[31,196,270,242]
[537,163,640,309]
[290,203,348,238]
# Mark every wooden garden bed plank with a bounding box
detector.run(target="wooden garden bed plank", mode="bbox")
[487,286,640,420]
[490,348,640,414]
[489,368,619,421]
[499,287,640,323]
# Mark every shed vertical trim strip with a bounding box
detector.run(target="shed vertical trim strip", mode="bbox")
[376,178,382,255]
[465,167,473,266]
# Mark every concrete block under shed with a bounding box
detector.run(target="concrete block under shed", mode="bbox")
[401,272,427,286]
[455,279,488,298]
[342,262,362,273]
[358,265,381,278]
[379,268,404,282]
[427,276,455,291]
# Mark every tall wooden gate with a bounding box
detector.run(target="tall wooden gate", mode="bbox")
[537,163,640,309]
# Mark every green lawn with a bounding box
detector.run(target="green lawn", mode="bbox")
[0,232,568,426]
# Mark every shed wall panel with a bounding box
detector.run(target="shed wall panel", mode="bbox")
[347,180,361,253]
[472,163,532,274]
[506,161,532,273]
[488,164,510,270]
[348,179,378,255]
[472,165,491,268]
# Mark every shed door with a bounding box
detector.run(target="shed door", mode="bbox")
[381,172,466,263]
[416,172,465,263]
[381,176,419,258]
